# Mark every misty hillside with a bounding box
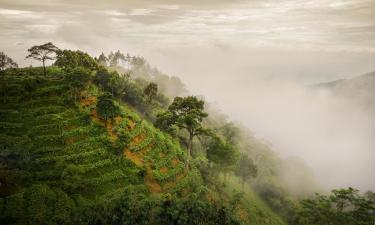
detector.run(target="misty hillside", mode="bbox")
[2,0,375,223]
[0,56,287,225]
[313,71,375,111]
[1,46,374,225]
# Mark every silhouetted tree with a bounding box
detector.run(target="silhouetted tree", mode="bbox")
[26,42,59,76]
[97,53,108,66]
[144,82,158,103]
[0,52,18,72]
[108,50,125,67]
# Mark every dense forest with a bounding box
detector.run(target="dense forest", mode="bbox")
[0,43,374,225]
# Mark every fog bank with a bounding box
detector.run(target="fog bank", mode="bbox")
[147,47,375,191]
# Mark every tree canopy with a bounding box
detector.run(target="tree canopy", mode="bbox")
[97,52,108,66]
[235,153,257,189]
[296,187,375,225]
[55,49,98,71]
[96,92,120,126]
[156,96,208,170]
[65,67,91,101]
[108,50,126,67]
[144,82,158,103]
[26,42,59,76]
[0,52,18,72]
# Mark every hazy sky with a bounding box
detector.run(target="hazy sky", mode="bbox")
[1,0,375,190]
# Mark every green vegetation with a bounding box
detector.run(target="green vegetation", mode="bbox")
[64,67,91,101]
[156,96,208,170]
[26,42,59,76]
[0,45,277,225]
[295,188,375,225]
[0,52,18,72]
[55,49,98,71]
[235,153,258,190]
[1,44,373,225]
[144,82,158,103]
[96,92,120,126]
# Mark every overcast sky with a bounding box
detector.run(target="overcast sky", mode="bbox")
[1,0,375,190]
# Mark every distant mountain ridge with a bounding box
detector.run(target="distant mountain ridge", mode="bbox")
[313,70,375,112]
[314,70,375,88]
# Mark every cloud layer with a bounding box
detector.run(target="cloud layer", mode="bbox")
[1,0,375,56]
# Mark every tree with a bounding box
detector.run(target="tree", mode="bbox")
[219,122,241,145]
[155,96,208,170]
[96,93,119,127]
[93,67,111,91]
[0,52,18,103]
[108,50,125,67]
[0,52,18,72]
[296,188,375,225]
[55,50,97,71]
[206,135,238,180]
[65,67,91,101]
[235,153,257,190]
[26,42,59,76]
[144,82,158,103]
[108,71,123,96]
[97,53,108,66]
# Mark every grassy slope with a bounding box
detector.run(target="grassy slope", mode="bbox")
[224,175,287,225]
[0,70,286,225]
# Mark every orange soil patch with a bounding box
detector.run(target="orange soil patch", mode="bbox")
[106,121,118,141]
[114,116,122,124]
[120,125,185,194]
[237,206,249,221]
[159,167,168,174]
[90,109,101,124]
[124,149,144,166]
[123,147,162,193]
[128,120,136,131]
[145,172,162,193]
[90,109,121,141]
[80,96,97,107]
[172,158,179,167]
[130,133,145,146]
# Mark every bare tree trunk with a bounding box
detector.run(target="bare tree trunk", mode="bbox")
[186,133,193,171]
[42,59,46,76]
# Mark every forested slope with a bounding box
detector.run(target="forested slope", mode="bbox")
[2,46,372,225]
[0,66,286,225]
